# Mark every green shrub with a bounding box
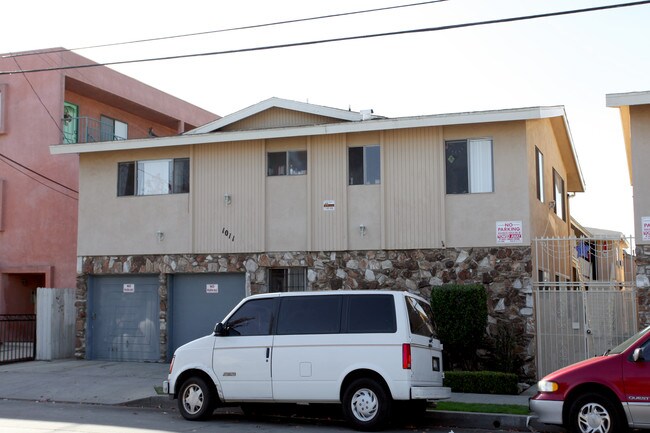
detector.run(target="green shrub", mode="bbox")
[430,283,487,370]
[443,371,519,395]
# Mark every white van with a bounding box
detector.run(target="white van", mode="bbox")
[163,290,450,431]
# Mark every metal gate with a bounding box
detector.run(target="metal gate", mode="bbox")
[0,314,36,364]
[533,236,637,378]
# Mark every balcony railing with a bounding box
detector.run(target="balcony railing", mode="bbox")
[61,116,127,144]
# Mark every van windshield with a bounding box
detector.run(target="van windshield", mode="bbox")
[608,326,650,355]
[406,296,436,338]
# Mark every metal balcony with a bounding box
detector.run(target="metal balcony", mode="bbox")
[61,116,127,144]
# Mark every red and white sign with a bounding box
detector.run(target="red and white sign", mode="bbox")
[206,284,219,294]
[496,221,523,244]
[323,200,336,211]
[123,283,135,293]
[643,217,650,241]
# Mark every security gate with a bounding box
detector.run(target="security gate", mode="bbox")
[533,236,637,378]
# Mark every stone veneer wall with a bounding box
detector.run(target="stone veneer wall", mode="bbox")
[635,245,650,328]
[76,246,536,380]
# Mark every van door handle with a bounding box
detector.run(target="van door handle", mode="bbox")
[265,347,270,361]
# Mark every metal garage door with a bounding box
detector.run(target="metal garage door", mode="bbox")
[170,273,246,354]
[89,275,160,362]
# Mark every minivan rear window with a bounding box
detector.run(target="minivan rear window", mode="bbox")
[277,296,342,335]
[406,296,436,338]
[347,295,396,333]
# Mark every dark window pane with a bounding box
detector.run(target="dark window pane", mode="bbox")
[445,140,469,194]
[365,146,381,185]
[268,152,286,176]
[117,162,135,196]
[347,295,396,333]
[225,299,275,336]
[277,296,342,335]
[173,158,190,193]
[100,115,114,142]
[288,150,307,175]
[406,296,436,338]
[348,147,364,185]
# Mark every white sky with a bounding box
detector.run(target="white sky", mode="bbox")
[2,0,648,238]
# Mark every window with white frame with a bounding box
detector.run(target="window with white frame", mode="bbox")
[117,158,189,196]
[0,84,6,134]
[267,150,307,176]
[268,268,307,292]
[553,169,565,221]
[445,139,493,194]
[100,115,128,141]
[535,147,544,202]
[348,145,380,185]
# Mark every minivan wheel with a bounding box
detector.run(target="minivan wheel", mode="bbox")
[342,378,391,431]
[568,393,625,433]
[178,376,215,421]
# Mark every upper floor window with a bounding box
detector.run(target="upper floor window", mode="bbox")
[0,84,6,134]
[445,139,493,194]
[267,150,307,176]
[349,145,380,185]
[117,158,189,196]
[535,147,544,202]
[553,169,566,221]
[101,115,128,141]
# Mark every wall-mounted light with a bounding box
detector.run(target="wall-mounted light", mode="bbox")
[224,193,232,206]
[156,231,165,242]
[359,224,367,237]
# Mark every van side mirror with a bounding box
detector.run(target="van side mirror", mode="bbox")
[214,322,226,336]
[633,347,644,362]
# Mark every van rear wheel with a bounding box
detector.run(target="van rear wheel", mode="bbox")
[342,378,391,431]
[178,376,215,421]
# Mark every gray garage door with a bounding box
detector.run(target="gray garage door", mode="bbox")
[170,273,246,355]
[89,275,160,362]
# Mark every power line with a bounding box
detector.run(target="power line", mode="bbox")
[1,0,648,76]
[0,151,79,197]
[1,0,449,58]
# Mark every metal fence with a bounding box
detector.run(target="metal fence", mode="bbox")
[0,315,36,364]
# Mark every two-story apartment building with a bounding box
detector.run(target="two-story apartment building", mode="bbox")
[51,97,584,378]
[0,48,217,319]
[607,90,650,328]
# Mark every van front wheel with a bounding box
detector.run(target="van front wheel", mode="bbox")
[342,378,391,431]
[178,376,215,421]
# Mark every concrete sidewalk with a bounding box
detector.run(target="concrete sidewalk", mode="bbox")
[0,359,559,431]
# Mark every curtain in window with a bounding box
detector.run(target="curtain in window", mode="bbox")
[469,139,493,193]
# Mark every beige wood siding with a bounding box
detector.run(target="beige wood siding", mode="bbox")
[193,140,265,253]
[222,107,343,131]
[383,127,445,249]
[630,105,650,244]
[310,134,348,250]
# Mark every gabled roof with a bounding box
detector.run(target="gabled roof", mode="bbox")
[186,97,380,135]
[49,98,585,192]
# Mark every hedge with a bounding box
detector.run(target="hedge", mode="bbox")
[443,371,519,395]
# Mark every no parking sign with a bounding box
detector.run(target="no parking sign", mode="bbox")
[496,221,523,244]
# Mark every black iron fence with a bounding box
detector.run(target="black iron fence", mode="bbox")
[0,314,36,364]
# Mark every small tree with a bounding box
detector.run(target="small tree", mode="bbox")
[430,284,487,370]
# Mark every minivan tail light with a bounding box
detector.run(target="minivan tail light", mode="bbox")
[402,343,411,369]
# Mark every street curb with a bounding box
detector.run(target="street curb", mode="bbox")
[123,397,566,432]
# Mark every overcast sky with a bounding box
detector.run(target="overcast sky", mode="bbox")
[2,0,648,238]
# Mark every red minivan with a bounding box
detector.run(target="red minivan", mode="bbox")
[530,326,650,433]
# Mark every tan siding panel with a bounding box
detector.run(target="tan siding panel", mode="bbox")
[223,107,342,131]
[383,127,445,249]
[193,140,265,253]
[310,134,347,250]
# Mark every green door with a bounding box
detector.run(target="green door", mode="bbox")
[63,102,78,144]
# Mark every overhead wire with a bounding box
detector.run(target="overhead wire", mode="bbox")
[0,152,79,199]
[1,0,648,76]
[1,0,449,58]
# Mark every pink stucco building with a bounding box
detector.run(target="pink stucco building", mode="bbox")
[0,48,218,315]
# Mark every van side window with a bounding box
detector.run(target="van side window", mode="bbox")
[347,295,396,333]
[406,296,436,338]
[225,298,275,336]
[277,296,342,335]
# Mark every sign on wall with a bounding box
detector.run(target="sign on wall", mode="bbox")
[496,220,523,244]
[322,200,336,211]
[643,217,650,241]
[123,283,135,293]
[206,284,219,294]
